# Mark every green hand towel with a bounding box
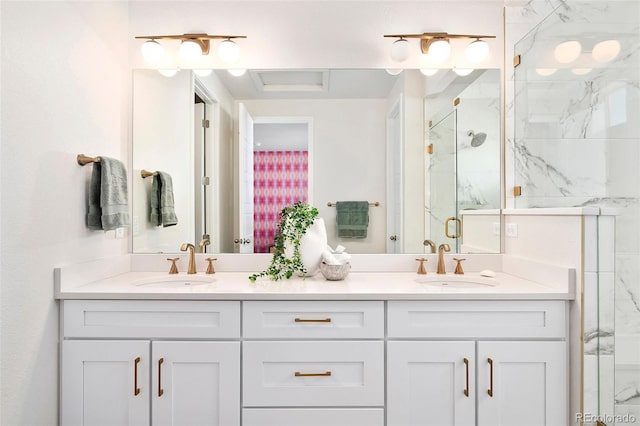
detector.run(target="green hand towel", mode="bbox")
[336,201,369,238]
[150,171,178,227]
[87,156,130,231]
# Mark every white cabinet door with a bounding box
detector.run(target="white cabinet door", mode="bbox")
[152,341,240,426]
[477,341,567,426]
[387,341,475,426]
[61,340,150,426]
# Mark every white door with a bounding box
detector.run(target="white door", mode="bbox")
[387,341,475,426]
[477,341,567,426]
[61,340,150,426]
[386,95,403,253]
[152,341,240,426]
[237,102,255,253]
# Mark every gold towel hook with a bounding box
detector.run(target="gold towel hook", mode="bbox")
[141,169,158,178]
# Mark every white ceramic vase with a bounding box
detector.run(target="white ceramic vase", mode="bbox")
[284,218,327,276]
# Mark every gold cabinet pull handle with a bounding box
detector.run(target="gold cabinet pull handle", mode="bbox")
[158,358,164,397]
[294,318,332,323]
[134,357,141,396]
[294,371,332,377]
[487,358,494,397]
[445,217,462,238]
[463,358,470,397]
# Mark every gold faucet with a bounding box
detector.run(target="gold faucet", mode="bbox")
[423,239,436,253]
[437,243,450,274]
[198,234,210,253]
[180,243,197,274]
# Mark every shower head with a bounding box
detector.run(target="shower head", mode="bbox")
[467,130,487,147]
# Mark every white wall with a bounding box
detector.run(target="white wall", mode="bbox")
[132,70,194,252]
[0,2,129,425]
[242,99,388,253]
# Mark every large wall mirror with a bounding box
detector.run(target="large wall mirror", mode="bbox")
[132,68,501,254]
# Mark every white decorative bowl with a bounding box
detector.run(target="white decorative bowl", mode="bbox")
[319,262,351,281]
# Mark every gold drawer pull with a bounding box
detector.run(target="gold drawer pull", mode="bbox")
[487,358,494,397]
[158,358,164,397]
[294,318,332,323]
[133,357,141,396]
[295,371,332,377]
[463,358,470,397]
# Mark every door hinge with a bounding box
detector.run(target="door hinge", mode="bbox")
[513,54,521,68]
[426,144,433,154]
[202,119,210,129]
[513,186,522,197]
[453,97,460,106]
[201,176,210,186]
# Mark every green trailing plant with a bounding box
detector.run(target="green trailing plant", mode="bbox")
[249,201,319,282]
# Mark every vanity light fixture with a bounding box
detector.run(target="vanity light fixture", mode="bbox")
[136,33,247,65]
[535,68,558,76]
[384,32,495,64]
[592,39,621,63]
[158,69,179,77]
[554,40,582,64]
[385,68,404,76]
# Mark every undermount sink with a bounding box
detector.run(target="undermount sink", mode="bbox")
[131,274,215,288]
[414,275,498,288]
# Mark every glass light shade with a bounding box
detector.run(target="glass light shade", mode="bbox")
[465,39,489,63]
[429,39,451,63]
[571,68,592,75]
[228,69,247,77]
[390,39,410,62]
[453,68,473,76]
[194,69,213,77]
[592,39,621,63]
[158,69,179,77]
[535,68,557,76]
[179,40,203,62]
[385,68,403,75]
[554,40,581,64]
[419,68,438,76]
[218,39,241,63]
[141,40,165,64]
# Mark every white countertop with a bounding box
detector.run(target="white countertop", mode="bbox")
[55,270,574,301]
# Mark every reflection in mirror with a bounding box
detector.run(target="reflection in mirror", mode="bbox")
[132,68,501,254]
[426,69,501,253]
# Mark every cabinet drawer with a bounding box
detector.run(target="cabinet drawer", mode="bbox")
[62,300,240,338]
[243,301,384,339]
[243,341,384,407]
[243,408,384,426]
[388,300,566,339]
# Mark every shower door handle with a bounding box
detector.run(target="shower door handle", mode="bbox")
[445,217,462,238]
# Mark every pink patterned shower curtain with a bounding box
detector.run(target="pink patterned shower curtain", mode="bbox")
[253,151,308,253]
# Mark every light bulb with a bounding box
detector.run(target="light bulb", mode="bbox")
[194,69,213,77]
[453,68,474,76]
[419,68,438,76]
[429,39,451,63]
[218,39,241,63]
[465,39,489,63]
[535,68,557,76]
[179,40,203,62]
[158,69,179,77]
[141,40,165,64]
[228,69,247,77]
[390,38,410,62]
[554,40,581,64]
[592,40,621,63]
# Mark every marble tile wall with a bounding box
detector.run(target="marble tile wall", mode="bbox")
[506,0,640,423]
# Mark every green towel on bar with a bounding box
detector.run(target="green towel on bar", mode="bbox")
[336,201,369,238]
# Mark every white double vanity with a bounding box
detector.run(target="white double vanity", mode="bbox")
[55,253,574,426]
